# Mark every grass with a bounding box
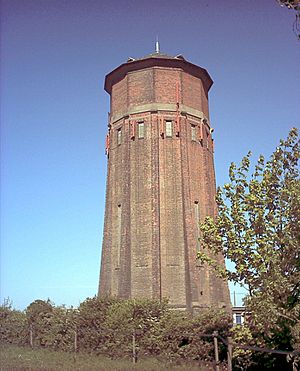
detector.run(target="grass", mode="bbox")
[0,344,214,370]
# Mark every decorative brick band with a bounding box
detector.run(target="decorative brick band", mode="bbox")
[110,103,210,126]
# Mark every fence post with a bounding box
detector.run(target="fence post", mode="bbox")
[213,331,220,371]
[227,336,233,371]
[132,328,137,364]
[29,324,33,348]
[74,325,77,353]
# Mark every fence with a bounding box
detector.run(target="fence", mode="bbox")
[26,325,300,370]
[207,331,299,371]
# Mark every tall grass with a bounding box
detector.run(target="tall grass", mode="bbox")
[0,344,215,370]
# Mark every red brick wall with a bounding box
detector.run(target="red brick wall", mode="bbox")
[128,69,154,108]
[154,68,180,104]
[182,71,209,117]
[111,76,127,115]
[111,67,209,117]
[99,62,231,312]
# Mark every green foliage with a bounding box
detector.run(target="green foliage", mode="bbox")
[230,325,254,370]
[102,297,169,358]
[26,299,53,325]
[0,298,27,345]
[76,295,120,353]
[0,296,231,367]
[25,299,54,348]
[34,306,76,351]
[158,308,231,363]
[198,128,300,368]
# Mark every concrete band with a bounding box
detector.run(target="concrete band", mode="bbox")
[110,103,210,126]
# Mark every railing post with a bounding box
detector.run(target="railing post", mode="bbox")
[74,325,77,353]
[29,324,33,348]
[213,331,220,371]
[132,328,137,364]
[227,336,233,371]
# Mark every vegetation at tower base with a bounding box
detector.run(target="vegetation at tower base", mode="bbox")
[27,299,78,351]
[198,128,300,369]
[0,296,231,368]
[0,298,27,346]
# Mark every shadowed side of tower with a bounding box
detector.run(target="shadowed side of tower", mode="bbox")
[99,52,231,312]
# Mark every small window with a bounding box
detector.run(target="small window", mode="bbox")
[165,121,172,137]
[194,201,200,252]
[138,122,144,139]
[117,128,122,145]
[235,314,242,325]
[191,125,196,141]
[116,204,122,267]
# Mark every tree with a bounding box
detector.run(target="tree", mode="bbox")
[76,296,120,353]
[34,305,76,351]
[26,299,53,325]
[25,299,54,347]
[278,0,300,10]
[0,298,27,345]
[157,307,231,364]
[198,129,299,359]
[103,297,169,359]
[278,0,300,40]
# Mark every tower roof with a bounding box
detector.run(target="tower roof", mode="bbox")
[138,51,184,60]
[104,52,213,94]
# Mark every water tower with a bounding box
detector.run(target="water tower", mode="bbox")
[99,47,231,312]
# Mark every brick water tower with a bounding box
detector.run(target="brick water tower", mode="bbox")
[99,46,231,312]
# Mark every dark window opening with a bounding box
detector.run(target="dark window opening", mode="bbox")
[194,201,200,252]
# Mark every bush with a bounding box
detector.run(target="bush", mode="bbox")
[102,298,168,358]
[1,296,232,365]
[0,299,27,345]
[76,296,120,353]
[158,308,231,362]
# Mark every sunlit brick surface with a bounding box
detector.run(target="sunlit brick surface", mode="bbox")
[99,54,231,312]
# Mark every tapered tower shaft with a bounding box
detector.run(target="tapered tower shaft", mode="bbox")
[99,52,231,312]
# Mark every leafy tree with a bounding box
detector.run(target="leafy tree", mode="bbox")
[278,0,300,40]
[34,305,76,351]
[76,296,120,353]
[198,129,299,366]
[230,325,254,370]
[26,299,53,325]
[103,297,169,359]
[158,308,231,364]
[0,298,27,345]
[278,0,300,11]
[25,299,54,347]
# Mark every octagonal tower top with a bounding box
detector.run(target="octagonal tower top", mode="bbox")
[104,51,213,95]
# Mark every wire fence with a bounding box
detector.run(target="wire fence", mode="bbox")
[201,332,300,371]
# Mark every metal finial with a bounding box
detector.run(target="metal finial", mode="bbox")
[155,36,160,53]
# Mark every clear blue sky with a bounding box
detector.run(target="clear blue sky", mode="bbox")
[1,0,299,310]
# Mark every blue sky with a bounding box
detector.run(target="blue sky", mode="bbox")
[1,0,299,310]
